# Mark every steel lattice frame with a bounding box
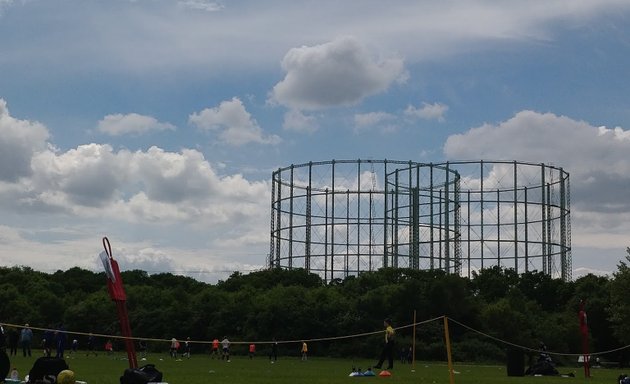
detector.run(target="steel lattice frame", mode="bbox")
[269,159,571,282]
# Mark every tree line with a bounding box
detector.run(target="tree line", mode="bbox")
[1,247,629,365]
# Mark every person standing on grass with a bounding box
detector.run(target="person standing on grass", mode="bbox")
[269,338,278,363]
[211,338,219,359]
[184,337,191,359]
[170,338,178,358]
[20,324,33,357]
[374,318,395,370]
[301,341,308,361]
[248,343,256,359]
[7,327,18,357]
[221,336,230,362]
[86,333,98,356]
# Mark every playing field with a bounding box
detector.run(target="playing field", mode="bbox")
[6,352,620,384]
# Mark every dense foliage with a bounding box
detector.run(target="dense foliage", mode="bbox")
[1,248,629,365]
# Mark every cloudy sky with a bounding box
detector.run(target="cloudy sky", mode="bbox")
[0,0,629,283]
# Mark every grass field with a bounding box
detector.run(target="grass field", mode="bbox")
[6,351,622,384]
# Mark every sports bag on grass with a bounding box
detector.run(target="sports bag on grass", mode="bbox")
[28,357,69,384]
[120,364,163,384]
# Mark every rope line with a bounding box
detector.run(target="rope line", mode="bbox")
[0,316,442,346]
[4,315,630,359]
[447,317,630,357]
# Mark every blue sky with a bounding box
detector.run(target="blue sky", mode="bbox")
[0,0,629,282]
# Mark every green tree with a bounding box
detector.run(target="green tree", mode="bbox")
[608,247,630,344]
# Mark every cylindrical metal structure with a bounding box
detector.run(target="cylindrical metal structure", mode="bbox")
[435,160,571,281]
[269,159,571,282]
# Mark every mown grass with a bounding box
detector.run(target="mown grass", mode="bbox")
[6,351,621,384]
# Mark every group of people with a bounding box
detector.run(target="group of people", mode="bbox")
[1,318,395,369]
[0,323,34,357]
[168,337,192,359]
[205,336,307,362]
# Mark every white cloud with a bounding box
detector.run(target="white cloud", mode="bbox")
[177,0,223,12]
[282,109,318,133]
[354,111,395,127]
[444,111,630,178]
[0,99,50,182]
[405,102,448,122]
[189,97,281,146]
[353,111,397,134]
[97,113,176,136]
[3,139,270,226]
[269,36,406,110]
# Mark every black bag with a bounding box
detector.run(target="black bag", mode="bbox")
[28,357,69,383]
[120,364,163,384]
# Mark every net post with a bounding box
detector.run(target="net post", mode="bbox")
[443,316,455,384]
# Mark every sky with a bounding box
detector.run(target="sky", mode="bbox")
[0,0,629,283]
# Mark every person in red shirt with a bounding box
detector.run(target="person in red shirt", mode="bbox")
[248,343,256,359]
[105,340,113,355]
[211,338,219,359]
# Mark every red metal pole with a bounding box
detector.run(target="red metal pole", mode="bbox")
[117,301,138,368]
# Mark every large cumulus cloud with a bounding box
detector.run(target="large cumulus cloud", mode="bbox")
[269,36,407,110]
[0,99,50,182]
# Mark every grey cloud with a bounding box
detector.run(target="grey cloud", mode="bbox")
[270,36,406,110]
[30,144,127,208]
[0,99,49,182]
[132,147,215,203]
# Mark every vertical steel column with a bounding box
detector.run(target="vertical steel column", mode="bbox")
[331,160,336,279]
[454,174,461,275]
[289,165,294,269]
[415,164,421,269]
[357,160,361,274]
[513,161,518,272]
[524,186,529,272]
[369,190,373,271]
[445,164,451,273]
[467,190,471,278]
[565,176,572,281]
[306,163,312,272]
[346,190,350,277]
[411,186,420,269]
[269,171,276,268]
[407,160,418,268]
[393,170,400,268]
[541,164,547,274]
[275,171,282,268]
[438,189,443,270]
[430,164,434,269]
[480,161,484,269]
[546,182,552,275]
[560,170,567,281]
[383,161,388,267]
[496,189,500,266]
[384,189,388,267]
[324,188,329,283]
